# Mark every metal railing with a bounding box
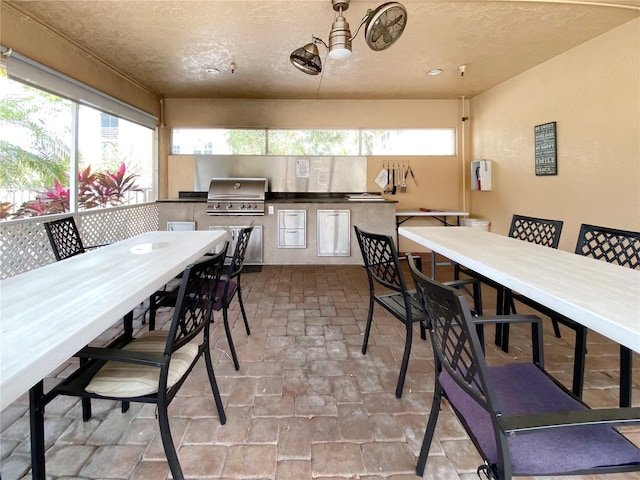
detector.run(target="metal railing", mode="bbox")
[0,202,158,279]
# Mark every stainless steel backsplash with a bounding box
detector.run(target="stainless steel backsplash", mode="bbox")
[194,155,367,193]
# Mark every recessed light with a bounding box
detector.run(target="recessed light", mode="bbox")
[205,67,220,74]
[427,69,443,76]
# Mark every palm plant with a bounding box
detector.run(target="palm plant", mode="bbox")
[0,89,70,190]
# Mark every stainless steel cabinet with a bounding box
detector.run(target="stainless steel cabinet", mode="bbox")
[317,210,350,256]
[209,225,263,264]
[278,210,306,248]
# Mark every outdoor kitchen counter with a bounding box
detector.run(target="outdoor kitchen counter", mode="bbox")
[158,195,397,204]
[156,199,397,265]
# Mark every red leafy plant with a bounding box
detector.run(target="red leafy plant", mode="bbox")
[11,163,141,218]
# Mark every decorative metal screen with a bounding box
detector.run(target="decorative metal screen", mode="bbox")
[0,203,158,279]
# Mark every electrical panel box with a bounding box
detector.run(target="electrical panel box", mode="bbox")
[471,160,492,191]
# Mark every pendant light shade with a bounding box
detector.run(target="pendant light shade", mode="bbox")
[289,42,322,75]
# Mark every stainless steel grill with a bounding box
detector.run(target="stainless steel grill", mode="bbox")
[207,177,268,215]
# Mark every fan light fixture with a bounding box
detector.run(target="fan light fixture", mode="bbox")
[290,0,407,75]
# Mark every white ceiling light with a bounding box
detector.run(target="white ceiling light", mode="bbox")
[427,69,443,76]
[204,67,220,75]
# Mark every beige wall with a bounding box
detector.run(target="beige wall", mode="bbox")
[468,19,640,252]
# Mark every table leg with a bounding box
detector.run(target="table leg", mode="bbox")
[29,381,46,480]
[620,345,633,408]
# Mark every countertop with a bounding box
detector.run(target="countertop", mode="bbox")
[158,193,397,204]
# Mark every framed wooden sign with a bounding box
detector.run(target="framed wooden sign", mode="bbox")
[534,121,557,176]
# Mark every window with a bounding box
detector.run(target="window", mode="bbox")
[0,62,155,220]
[171,129,266,155]
[268,130,359,156]
[171,128,456,156]
[79,105,153,207]
[100,113,119,140]
[361,129,456,155]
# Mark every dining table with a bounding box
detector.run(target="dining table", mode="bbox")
[399,226,640,405]
[395,210,469,278]
[0,229,228,479]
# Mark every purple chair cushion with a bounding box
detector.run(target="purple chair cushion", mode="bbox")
[440,363,640,475]
[212,280,237,311]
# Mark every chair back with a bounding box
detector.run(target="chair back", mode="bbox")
[508,214,563,248]
[575,224,640,269]
[354,225,408,295]
[44,216,86,261]
[407,255,497,410]
[226,225,254,279]
[167,246,226,354]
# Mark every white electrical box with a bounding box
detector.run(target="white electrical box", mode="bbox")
[471,160,492,191]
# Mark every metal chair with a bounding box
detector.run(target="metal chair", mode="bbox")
[43,216,101,260]
[455,214,565,351]
[407,255,640,480]
[574,223,640,406]
[354,226,482,398]
[150,226,254,371]
[44,216,130,419]
[212,225,254,370]
[55,249,228,480]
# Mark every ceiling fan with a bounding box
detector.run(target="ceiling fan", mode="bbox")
[290,0,408,75]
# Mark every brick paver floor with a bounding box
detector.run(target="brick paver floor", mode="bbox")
[1,264,639,479]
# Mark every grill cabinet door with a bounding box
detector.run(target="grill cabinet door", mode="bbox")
[317,210,350,256]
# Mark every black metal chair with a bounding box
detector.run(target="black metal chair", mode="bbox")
[455,214,565,351]
[574,223,640,406]
[55,249,228,480]
[407,255,640,480]
[44,216,131,419]
[354,225,482,398]
[150,225,254,371]
[213,225,254,370]
[43,216,104,260]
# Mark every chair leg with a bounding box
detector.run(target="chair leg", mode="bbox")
[157,398,184,480]
[222,305,241,371]
[237,287,250,335]
[416,386,443,476]
[395,321,413,398]
[419,320,427,341]
[204,344,227,424]
[361,298,375,355]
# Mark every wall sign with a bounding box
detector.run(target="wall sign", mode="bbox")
[534,121,557,176]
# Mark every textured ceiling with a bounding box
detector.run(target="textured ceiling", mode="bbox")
[3,0,639,100]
